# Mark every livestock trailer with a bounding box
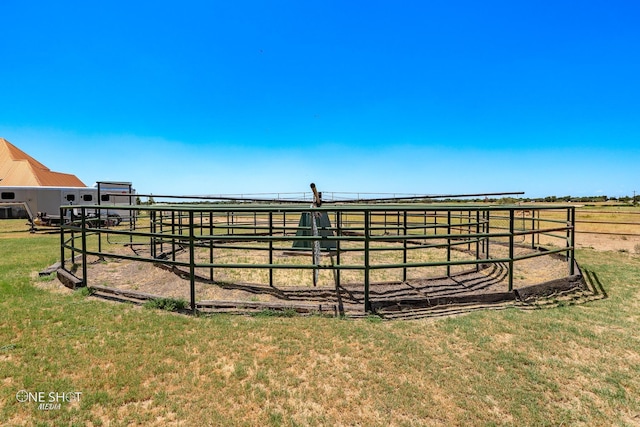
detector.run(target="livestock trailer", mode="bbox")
[0,181,135,229]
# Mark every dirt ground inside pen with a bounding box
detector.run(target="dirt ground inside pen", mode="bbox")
[68,239,579,318]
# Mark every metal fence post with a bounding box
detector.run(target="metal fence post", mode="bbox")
[475,210,480,272]
[486,210,491,259]
[60,206,65,270]
[189,210,196,313]
[269,211,274,287]
[311,210,320,287]
[531,209,536,249]
[171,211,176,262]
[336,211,341,287]
[81,207,88,287]
[364,210,371,313]
[209,211,214,282]
[569,207,576,275]
[150,210,156,259]
[403,210,408,282]
[466,210,470,251]
[97,204,102,253]
[447,211,452,277]
[508,209,514,292]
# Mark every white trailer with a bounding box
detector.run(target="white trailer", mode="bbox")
[0,182,135,229]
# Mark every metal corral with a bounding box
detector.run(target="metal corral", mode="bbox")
[59,203,577,313]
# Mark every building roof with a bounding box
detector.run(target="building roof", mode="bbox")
[0,138,86,187]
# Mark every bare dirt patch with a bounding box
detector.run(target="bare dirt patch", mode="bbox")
[575,233,640,253]
[77,241,580,318]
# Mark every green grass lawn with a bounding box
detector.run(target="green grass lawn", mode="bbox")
[1,219,639,426]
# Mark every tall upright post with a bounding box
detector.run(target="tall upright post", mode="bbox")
[566,208,571,262]
[403,211,408,282]
[568,206,576,276]
[364,210,371,313]
[486,210,491,259]
[311,213,320,287]
[189,210,196,314]
[336,211,341,287]
[475,210,480,272]
[446,211,452,277]
[171,211,176,262]
[310,183,322,287]
[152,210,158,259]
[269,211,274,287]
[60,206,65,270]
[423,210,427,237]
[209,211,214,281]
[531,209,536,249]
[81,207,88,287]
[467,210,472,251]
[159,208,164,254]
[508,209,515,292]
[96,183,102,253]
[128,182,135,238]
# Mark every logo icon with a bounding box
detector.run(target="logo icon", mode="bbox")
[16,390,29,403]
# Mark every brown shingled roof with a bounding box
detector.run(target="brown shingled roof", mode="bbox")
[0,138,86,187]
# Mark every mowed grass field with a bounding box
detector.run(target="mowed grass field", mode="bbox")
[1,206,640,426]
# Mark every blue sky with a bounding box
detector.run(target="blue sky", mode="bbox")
[1,1,638,198]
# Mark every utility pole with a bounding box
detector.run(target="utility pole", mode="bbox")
[634,190,637,206]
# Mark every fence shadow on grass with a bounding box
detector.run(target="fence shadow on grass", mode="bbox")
[582,269,608,299]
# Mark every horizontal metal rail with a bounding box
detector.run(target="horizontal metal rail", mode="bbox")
[60,203,576,313]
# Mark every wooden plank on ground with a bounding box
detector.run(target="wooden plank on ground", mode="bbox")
[56,269,83,290]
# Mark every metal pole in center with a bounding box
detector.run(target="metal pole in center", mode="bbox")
[311,211,320,286]
[310,183,322,287]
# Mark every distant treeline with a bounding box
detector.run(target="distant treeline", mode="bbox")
[444,195,638,204]
[136,195,638,206]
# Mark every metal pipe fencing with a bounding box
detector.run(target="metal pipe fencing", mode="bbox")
[60,203,576,313]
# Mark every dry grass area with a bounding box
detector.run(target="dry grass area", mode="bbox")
[538,205,640,253]
[2,213,640,426]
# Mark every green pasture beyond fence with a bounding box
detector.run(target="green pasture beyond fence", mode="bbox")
[58,203,577,313]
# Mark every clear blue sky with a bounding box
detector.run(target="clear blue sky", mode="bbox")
[1,1,638,198]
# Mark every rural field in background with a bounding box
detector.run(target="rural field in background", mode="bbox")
[1,204,639,426]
